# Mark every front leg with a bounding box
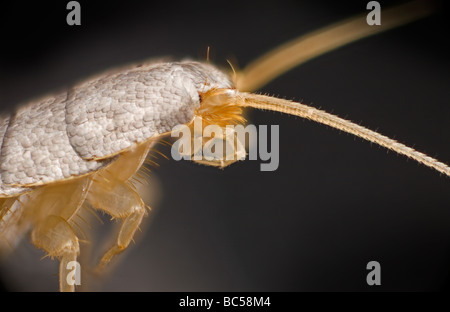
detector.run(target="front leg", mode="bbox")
[86,179,147,271]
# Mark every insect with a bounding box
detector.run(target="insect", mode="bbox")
[0,1,446,292]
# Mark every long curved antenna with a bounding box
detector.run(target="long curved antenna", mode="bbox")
[236,91,450,177]
[236,0,435,92]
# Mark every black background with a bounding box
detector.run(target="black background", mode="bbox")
[0,0,449,291]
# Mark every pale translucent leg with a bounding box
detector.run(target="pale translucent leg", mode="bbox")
[83,140,155,271]
[31,215,79,292]
[0,197,20,252]
[86,180,147,271]
[23,177,91,292]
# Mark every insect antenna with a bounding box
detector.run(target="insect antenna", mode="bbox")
[236,91,450,177]
[236,0,435,92]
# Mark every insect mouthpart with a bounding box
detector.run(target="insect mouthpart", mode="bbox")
[195,88,245,128]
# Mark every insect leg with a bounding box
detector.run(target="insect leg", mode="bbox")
[20,177,91,291]
[86,180,147,271]
[83,140,156,271]
[31,215,80,292]
[0,197,23,253]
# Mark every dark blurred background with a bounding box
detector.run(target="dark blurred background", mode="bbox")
[0,0,449,291]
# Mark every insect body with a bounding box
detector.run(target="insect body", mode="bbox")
[0,61,238,291]
[0,1,447,291]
